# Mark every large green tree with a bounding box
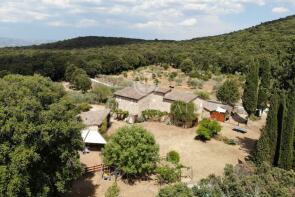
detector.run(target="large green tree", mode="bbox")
[103,125,159,180]
[242,59,260,115]
[0,75,84,196]
[216,79,241,106]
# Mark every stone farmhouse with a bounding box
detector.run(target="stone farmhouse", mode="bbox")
[114,83,239,123]
[114,84,204,116]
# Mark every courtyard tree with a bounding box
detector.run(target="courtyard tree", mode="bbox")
[0,75,84,196]
[242,59,260,116]
[170,101,196,127]
[216,79,241,106]
[103,125,159,180]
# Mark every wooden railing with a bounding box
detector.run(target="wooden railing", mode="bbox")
[86,164,109,173]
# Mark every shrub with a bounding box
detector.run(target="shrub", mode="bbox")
[157,183,194,197]
[100,118,108,135]
[92,84,113,103]
[187,78,203,89]
[156,165,181,184]
[105,183,120,197]
[114,109,129,120]
[168,72,178,81]
[196,91,210,100]
[170,101,196,127]
[166,151,180,164]
[76,102,91,112]
[106,98,118,112]
[197,119,221,140]
[103,125,159,179]
[142,109,168,121]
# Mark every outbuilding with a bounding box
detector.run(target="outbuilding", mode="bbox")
[79,109,111,146]
[203,101,232,122]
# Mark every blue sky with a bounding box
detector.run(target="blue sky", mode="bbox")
[0,0,294,41]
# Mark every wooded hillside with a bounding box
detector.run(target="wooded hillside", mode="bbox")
[0,15,294,80]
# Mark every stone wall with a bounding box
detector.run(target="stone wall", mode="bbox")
[115,96,139,115]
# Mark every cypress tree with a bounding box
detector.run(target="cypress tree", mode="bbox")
[257,59,271,111]
[243,59,259,116]
[256,93,279,164]
[273,93,286,166]
[278,89,295,170]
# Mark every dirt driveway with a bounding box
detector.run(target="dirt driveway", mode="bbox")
[67,116,265,197]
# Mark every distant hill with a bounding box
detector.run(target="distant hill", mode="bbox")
[32,36,150,49]
[0,37,32,48]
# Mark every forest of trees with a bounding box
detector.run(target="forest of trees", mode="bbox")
[0,15,294,82]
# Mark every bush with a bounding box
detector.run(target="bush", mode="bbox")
[142,109,168,121]
[166,151,180,164]
[106,98,118,112]
[100,118,108,135]
[196,91,210,100]
[156,165,181,184]
[76,102,91,112]
[114,109,129,120]
[170,101,196,127]
[105,183,120,197]
[103,125,159,179]
[197,119,221,140]
[187,78,203,89]
[157,183,194,197]
[92,84,113,103]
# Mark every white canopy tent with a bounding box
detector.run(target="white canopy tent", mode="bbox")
[81,126,106,145]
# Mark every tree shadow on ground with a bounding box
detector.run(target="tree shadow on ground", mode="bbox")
[194,135,208,143]
[64,172,98,197]
[236,136,258,156]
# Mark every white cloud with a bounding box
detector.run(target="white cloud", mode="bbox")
[272,6,289,14]
[180,18,198,27]
[0,0,294,39]
[76,19,98,27]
